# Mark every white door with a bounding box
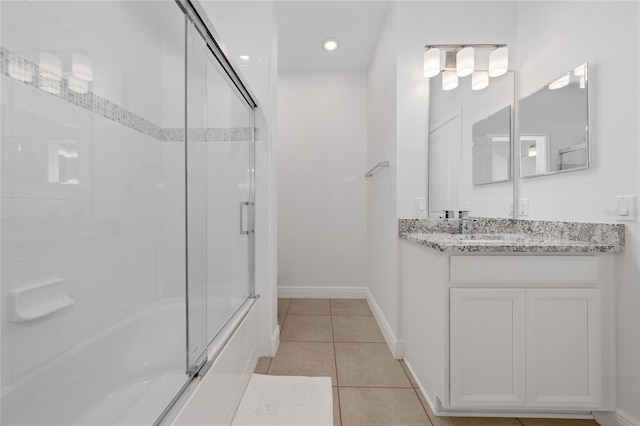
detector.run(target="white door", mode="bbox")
[526,289,602,408]
[428,116,461,217]
[450,288,526,407]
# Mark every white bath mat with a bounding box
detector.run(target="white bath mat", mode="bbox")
[232,374,333,426]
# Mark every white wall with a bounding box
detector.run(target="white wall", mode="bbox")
[278,72,367,292]
[366,3,401,353]
[515,2,640,422]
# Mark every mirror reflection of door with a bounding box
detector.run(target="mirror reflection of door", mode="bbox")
[471,105,511,185]
[428,115,461,217]
[520,135,548,176]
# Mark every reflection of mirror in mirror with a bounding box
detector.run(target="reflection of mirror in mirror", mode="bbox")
[519,63,588,178]
[472,105,511,185]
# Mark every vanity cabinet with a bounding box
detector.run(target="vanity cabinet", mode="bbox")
[401,240,614,417]
[450,288,601,409]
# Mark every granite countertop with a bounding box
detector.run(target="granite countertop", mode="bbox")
[399,218,625,254]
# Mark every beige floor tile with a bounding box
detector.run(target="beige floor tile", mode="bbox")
[400,359,419,387]
[439,419,523,426]
[335,343,411,387]
[333,315,385,343]
[333,387,342,426]
[277,298,291,315]
[278,314,285,327]
[268,341,337,385]
[281,315,333,342]
[288,298,331,315]
[253,356,271,374]
[330,299,373,316]
[339,387,432,426]
[519,420,600,426]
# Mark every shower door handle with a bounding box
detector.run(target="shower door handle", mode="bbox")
[240,201,251,235]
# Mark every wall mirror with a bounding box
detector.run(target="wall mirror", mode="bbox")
[519,63,589,178]
[428,71,515,218]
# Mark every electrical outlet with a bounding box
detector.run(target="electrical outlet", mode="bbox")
[519,199,529,216]
[613,196,637,221]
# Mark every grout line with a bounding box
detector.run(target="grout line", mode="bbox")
[329,307,343,426]
[412,387,435,426]
[331,385,415,389]
[330,310,339,388]
[335,386,342,426]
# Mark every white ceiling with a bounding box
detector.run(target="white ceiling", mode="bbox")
[276,1,390,73]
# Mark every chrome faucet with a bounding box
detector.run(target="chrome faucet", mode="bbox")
[458,210,476,234]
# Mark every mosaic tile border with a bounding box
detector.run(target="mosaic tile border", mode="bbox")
[162,127,259,143]
[0,46,258,142]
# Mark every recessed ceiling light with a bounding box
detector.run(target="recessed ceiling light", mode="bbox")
[322,38,339,52]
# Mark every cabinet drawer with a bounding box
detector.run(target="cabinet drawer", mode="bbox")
[450,256,598,284]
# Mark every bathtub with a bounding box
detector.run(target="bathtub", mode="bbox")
[1,298,189,426]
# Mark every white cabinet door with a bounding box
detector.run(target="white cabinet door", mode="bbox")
[526,289,601,408]
[450,288,526,407]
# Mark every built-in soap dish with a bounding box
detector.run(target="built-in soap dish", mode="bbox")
[8,279,74,323]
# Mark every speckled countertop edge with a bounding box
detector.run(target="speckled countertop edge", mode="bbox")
[399,218,625,253]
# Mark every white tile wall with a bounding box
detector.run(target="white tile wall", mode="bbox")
[1,0,187,388]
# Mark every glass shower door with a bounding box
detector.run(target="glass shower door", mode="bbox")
[185,14,255,368]
[205,53,254,344]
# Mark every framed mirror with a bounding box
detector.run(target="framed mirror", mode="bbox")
[428,71,514,218]
[519,63,589,178]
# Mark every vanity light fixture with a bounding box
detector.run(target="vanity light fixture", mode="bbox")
[456,46,474,77]
[68,76,89,94]
[39,75,61,95]
[423,43,508,91]
[472,70,489,91]
[548,74,570,90]
[488,47,509,77]
[39,53,62,81]
[423,47,440,78]
[71,53,93,81]
[322,38,339,52]
[442,70,458,91]
[8,63,33,83]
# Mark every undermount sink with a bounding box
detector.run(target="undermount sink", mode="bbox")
[447,233,530,243]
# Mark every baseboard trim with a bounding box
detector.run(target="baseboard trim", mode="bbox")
[365,289,404,359]
[277,286,367,299]
[270,324,280,357]
[594,410,640,426]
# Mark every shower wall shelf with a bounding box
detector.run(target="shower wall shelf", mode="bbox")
[8,279,74,323]
[365,161,390,178]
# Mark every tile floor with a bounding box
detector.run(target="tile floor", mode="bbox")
[254,298,601,426]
